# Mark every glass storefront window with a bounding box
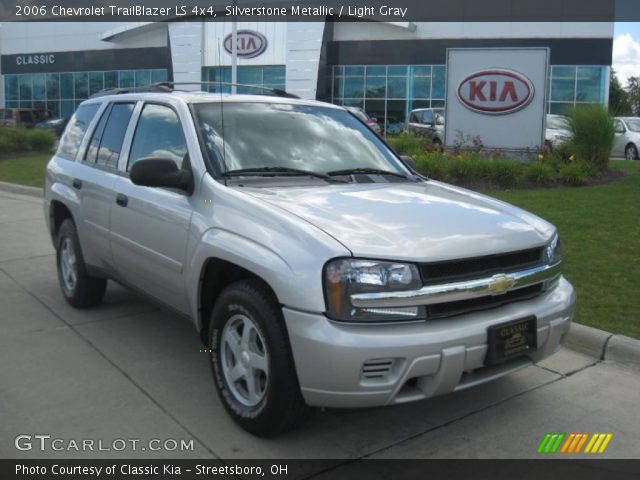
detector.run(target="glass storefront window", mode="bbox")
[330,64,607,134]
[4,69,167,119]
[202,65,285,94]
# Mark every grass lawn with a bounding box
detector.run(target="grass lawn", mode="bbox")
[1,154,638,337]
[486,161,640,339]
[0,153,50,187]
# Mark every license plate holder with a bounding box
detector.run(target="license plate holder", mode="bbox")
[486,316,537,365]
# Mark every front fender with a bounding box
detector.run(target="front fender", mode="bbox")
[187,226,331,330]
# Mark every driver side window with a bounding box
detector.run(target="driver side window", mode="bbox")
[614,120,625,134]
[128,103,188,171]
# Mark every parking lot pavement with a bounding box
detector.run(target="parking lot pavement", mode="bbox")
[1,189,639,467]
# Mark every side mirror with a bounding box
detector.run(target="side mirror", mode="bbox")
[400,155,416,170]
[130,158,193,193]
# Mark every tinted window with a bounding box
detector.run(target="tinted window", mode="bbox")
[84,106,110,164]
[96,103,134,169]
[57,103,100,161]
[128,104,187,170]
[420,111,433,124]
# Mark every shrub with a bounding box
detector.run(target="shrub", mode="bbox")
[386,133,427,155]
[27,129,56,151]
[566,105,614,172]
[558,161,592,186]
[490,160,523,187]
[0,127,56,153]
[526,162,555,184]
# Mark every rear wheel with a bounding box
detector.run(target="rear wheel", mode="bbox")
[56,219,107,308]
[209,279,311,436]
[625,144,638,160]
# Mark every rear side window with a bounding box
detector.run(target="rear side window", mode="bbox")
[128,103,188,170]
[57,104,100,161]
[84,103,134,169]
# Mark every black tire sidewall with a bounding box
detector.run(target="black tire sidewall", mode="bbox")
[56,220,82,301]
[208,281,306,435]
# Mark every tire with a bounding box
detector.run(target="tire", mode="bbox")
[56,219,107,308]
[209,279,311,436]
[625,144,638,161]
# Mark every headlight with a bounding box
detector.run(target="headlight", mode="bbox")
[543,233,562,265]
[324,259,426,322]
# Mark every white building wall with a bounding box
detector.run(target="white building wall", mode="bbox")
[0,22,167,54]
[168,22,203,89]
[285,22,325,99]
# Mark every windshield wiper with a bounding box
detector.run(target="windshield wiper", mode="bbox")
[326,167,409,178]
[222,166,345,182]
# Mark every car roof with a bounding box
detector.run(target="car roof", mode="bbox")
[80,90,344,110]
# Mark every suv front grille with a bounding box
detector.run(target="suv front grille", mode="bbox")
[420,247,546,319]
[420,247,543,285]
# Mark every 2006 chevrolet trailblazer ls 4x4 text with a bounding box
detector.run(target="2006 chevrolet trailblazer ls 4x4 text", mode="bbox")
[44,85,575,436]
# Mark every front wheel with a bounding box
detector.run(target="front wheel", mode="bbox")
[56,219,107,308]
[625,144,638,160]
[209,280,311,436]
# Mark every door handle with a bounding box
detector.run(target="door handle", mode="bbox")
[72,178,82,190]
[115,193,128,207]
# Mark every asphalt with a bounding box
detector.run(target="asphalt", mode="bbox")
[0,188,639,469]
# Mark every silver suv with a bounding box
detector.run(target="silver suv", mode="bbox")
[44,86,575,436]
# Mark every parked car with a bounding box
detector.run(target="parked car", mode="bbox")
[44,87,574,436]
[0,108,51,128]
[406,108,445,145]
[545,114,571,150]
[36,117,69,137]
[613,117,640,160]
[345,106,382,135]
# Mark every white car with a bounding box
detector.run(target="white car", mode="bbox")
[545,114,571,150]
[613,117,640,160]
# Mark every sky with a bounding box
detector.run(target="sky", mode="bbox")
[613,22,640,87]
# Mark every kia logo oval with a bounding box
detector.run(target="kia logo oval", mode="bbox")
[223,30,267,59]
[457,69,534,114]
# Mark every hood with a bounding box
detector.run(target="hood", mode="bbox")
[240,181,555,262]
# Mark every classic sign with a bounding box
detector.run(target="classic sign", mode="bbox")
[457,69,534,114]
[223,30,267,58]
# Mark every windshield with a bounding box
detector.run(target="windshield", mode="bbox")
[547,116,569,130]
[349,109,369,123]
[625,119,640,132]
[193,102,406,176]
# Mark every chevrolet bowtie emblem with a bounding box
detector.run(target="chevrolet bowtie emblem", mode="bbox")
[488,274,515,294]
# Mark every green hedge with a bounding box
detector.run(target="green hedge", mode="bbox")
[390,136,598,188]
[0,127,56,155]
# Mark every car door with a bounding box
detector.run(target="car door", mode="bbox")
[613,119,627,157]
[76,102,136,272]
[109,102,194,314]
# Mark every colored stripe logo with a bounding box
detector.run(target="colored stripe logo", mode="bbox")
[537,433,613,454]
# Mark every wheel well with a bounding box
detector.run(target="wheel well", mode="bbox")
[198,259,278,344]
[50,201,73,238]
[626,142,637,152]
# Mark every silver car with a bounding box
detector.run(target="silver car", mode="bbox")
[406,108,445,145]
[613,117,640,160]
[44,88,575,436]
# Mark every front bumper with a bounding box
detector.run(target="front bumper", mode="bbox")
[284,276,576,408]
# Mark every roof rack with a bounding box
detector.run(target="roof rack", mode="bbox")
[90,82,300,99]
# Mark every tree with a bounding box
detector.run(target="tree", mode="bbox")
[627,76,640,116]
[609,69,632,116]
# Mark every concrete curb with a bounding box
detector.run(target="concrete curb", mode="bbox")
[564,323,612,359]
[0,181,42,198]
[605,335,640,368]
[565,323,640,367]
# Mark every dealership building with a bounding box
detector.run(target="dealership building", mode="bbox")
[0,20,613,133]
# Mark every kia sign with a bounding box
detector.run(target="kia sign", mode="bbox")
[223,30,267,58]
[457,69,534,115]
[445,48,549,151]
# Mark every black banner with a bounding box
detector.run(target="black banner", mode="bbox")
[3,459,640,480]
[0,0,638,22]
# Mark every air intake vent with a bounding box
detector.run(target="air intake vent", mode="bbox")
[361,358,395,380]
